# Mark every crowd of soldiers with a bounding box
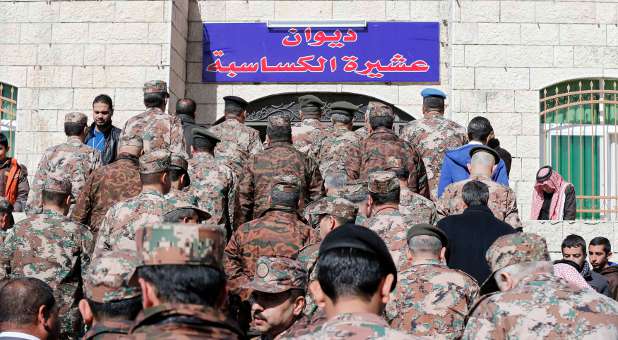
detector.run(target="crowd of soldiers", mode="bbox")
[0,80,616,340]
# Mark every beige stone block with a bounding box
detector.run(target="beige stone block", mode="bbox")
[525,221,565,253]
[341,84,398,104]
[149,23,170,44]
[0,44,37,66]
[398,85,428,106]
[486,90,515,113]
[516,135,539,158]
[0,66,28,87]
[195,1,226,21]
[113,110,142,127]
[72,88,114,111]
[59,1,114,22]
[477,23,520,45]
[114,88,145,111]
[520,24,559,46]
[27,2,60,22]
[0,2,29,23]
[506,46,553,67]
[233,84,296,101]
[186,62,203,83]
[500,1,534,23]
[145,65,170,83]
[602,47,618,68]
[297,84,341,93]
[188,22,203,43]
[597,3,617,24]
[451,23,478,45]
[185,83,226,105]
[105,67,147,88]
[14,132,35,154]
[105,44,162,66]
[16,88,39,110]
[115,1,165,23]
[385,0,410,20]
[409,1,441,21]
[452,45,465,67]
[30,109,60,131]
[508,157,522,181]
[460,1,499,22]
[465,45,507,67]
[72,66,107,88]
[457,89,487,112]
[529,67,602,90]
[520,112,540,136]
[161,43,171,65]
[475,68,529,90]
[37,44,84,66]
[275,1,332,20]
[84,45,106,66]
[38,89,73,110]
[521,157,541,184]
[536,2,596,24]
[560,24,606,46]
[608,25,618,46]
[20,23,52,44]
[196,103,218,124]
[226,1,275,21]
[27,66,73,88]
[488,112,521,136]
[554,46,574,67]
[333,1,386,20]
[452,67,474,90]
[52,23,89,43]
[573,46,604,67]
[514,90,539,113]
[186,42,203,63]
[0,24,19,44]
[89,23,150,44]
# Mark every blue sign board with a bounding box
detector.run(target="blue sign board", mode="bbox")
[202,22,440,83]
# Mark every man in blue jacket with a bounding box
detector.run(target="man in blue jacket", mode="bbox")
[437,116,508,197]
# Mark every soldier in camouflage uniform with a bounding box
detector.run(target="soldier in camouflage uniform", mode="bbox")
[164,153,200,207]
[226,175,317,296]
[313,101,363,180]
[236,114,323,226]
[128,223,244,339]
[290,224,416,340]
[360,101,429,198]
[119,80,187,159]
[187,127,235,231]
[209,95,263,157]
[400,88,467,201]
[292,94,329,159]
[245,256,308,339]
[387,224,479,338]
[332,179,369,225]
[0,177,94,339]
[27,111,101,214]
[437,145,522,228]
[163,195,211,224]
[81,249,142,339]
[71,134,143,235]
[364,171,410,270]
[463,233,618,339]
[93,150,174,258]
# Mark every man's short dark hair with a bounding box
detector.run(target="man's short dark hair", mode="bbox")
[369,115,394,130]
[136,265,225,307]
[93,94,114,111]
[163,208,198,223]
[462,180,489,207]
[169,168,189,187]
[590,237,612,255]
[140,171,166,185]
[0,134,9,149]
[0,278,55,325]
[423,96,444,113]
[144,93,167,108]
[64,122,86,136]
[193,137,216,152]
[317,248,388,303]
[271,189,300,208]
[87,296,142,321]
[267,125,292,143]
[467,116,493,142]
[176,98,196,117]
[331,113,352,124]
[225,106,243,116]
[42,190,70,207]
[561,234,587,254]
[369,190,400,205]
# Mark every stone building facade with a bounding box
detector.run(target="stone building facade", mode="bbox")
[1,0,618,243]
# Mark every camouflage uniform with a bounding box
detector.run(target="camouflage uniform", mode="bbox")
[27,112,101,214]
[236,115,323,225]
[209,118,263,156]
[93,151,174,257]
[463,233,618,339]
[291,313,418,340]
[188,151,235,225]
[0,177,93,339]
[292,95,329,158]
[83,249,142,340]
[387,258,479,338]
[437,175,522,228]
[128,223,243,339]
[119,80,188,159]
[400,187,437,225]
[360,102,429,198]
[400,115,467,201]
[226,178,317,295]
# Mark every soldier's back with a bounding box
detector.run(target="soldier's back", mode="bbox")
[364,210,408,269]
[389,261,479,338]
[187,152,234,225]
[292,119,329,157]
[291,313,418,340]
[209,118,262,156]
[122,107,187,157]
[400,188,437,225]
[317,126,362,180]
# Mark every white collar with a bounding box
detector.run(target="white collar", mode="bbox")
[467,141,483,145]
[0,332,41,340]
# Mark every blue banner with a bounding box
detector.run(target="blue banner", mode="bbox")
[202,22,440,83]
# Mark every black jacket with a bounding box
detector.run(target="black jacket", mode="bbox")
[581,261,611,297]
[85,123,121,165]
[437,205,517,284]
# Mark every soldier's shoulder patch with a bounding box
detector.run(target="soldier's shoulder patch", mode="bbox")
[256,262,269,278]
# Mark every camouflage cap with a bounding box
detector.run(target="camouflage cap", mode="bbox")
[164,196,211,222]
[268,114,291,129]
[119,133,143,149]
[366,101,394,119]
[143,80,168,94]
[137,223,225,270]
[486,233,550,273]
[64,112,87,125]
[328,101,359,118]
[170,154,188,171]
[337,179,369,203]
[299,95,325,113]
[304,196,357,220]
[139,150,171,174]
[245,256,307,294]
[42,176,72,195]
[367,171,399,194]
[84,249,142,303]
[271,174,301,195]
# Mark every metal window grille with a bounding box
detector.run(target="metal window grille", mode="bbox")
[0,82,17,157]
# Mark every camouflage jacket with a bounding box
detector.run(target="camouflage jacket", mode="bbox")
[292,119,329,158]
[354,126,369,142]
[314,125,363,180]
[93,190,173,257]
[225,208,317,294]
[165,187,200,207]
[437,175,522,228]
[84,319,133,339]
[400,187,437,225]
[400,116,467,201]
[236,142,323,226]
[0,157,29,212]
[27,136,101,213]
[463,273,618,339]
[360,128,429,198]
[187,152,235,228]
[71,154,142,234]
[209,118,263,156]
[290,312,419,339]
[120,107,188,159]
[364,208,409,270]
[296,243,328,330]
[128,303,244,339]
[387,259,479,339]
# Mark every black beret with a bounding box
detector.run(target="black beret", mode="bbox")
[469,145,500,164]
[299,95,325,113]
[223,96,248,112]
[406,223,448,247]
[192,127,220,143]
[319,224,397,291]
[328,101,359,118]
